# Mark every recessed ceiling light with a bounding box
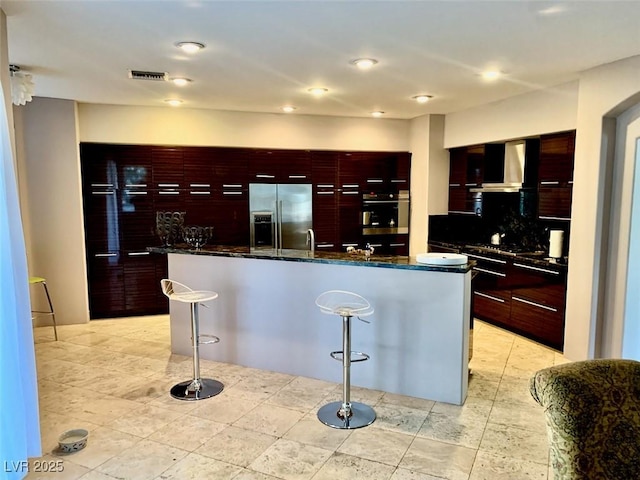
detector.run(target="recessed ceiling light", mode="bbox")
[308,87,329,96]
[412,95,433,104]
[175,41,206,53]
[170,77,192,86]
[371,111,385,117]
[538,5,567,15]
[281,105,296,113]
[164,99,183,107]
[350,58,378,70]
[481,70,501,81]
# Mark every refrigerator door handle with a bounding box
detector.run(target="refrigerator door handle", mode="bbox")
[278,200,283,251]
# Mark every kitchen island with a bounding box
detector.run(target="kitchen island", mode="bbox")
[149,245,472,405]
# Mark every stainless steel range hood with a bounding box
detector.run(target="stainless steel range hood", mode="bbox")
[470,140,525,193]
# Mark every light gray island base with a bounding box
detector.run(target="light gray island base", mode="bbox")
[165,252,471,405]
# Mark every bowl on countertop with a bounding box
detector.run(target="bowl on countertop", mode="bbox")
[58,429,89,453]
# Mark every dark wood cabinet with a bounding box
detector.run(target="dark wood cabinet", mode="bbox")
[337,153,363,250]
[311,151,338,250]
[448,146,483,215]
[509,260,566,350]
[248,148,311,183]
[467,252,512,326]
[464,246,567,351]
[81,143,411,316]
[212,149,249,246]
[183,147,215,226]
[537,131,575,220]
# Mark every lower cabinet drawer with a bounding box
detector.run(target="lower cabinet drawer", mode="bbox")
[510,296,564,349]
[473,290,511,325]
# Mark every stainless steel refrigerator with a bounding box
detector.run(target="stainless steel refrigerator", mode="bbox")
[249,183,313,250]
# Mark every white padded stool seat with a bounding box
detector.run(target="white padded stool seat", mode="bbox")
[161,279,223,401]
[316,290,376,429]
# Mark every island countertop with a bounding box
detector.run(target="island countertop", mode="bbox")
[148,244,472,273]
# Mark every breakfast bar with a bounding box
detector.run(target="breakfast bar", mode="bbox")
[149,246,472,405]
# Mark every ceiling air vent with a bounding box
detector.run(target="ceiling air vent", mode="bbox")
[128,70,168,81]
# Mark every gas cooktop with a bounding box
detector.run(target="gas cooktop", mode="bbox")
[465,244,545,257]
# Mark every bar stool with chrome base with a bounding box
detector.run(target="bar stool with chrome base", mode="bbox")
[161,279,224,401]
[316,290,375,429]
[29,276,58,341]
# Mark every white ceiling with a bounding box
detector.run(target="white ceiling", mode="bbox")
[3,1,640,119]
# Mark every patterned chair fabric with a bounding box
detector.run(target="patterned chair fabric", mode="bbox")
[530,359,640,480]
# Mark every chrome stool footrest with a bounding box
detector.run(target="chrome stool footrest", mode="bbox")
[330,350,370,363]
[198,334,220,345]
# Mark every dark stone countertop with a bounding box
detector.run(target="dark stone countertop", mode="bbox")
[428,240,569,270]
[148,244,473,273]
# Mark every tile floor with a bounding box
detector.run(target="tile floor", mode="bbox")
[26,316,568,480]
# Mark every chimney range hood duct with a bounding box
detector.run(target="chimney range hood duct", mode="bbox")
[470,140,526,193]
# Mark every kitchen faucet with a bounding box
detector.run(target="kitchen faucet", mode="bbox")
[306,228,315,252]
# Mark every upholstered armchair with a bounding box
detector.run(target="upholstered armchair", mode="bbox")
[530,359,640,480]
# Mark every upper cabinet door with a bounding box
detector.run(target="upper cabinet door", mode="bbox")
[248,149,311,183]
[538,131,575,184]
[183,146,214,189]
[448,147,467,187]
[152,147,184,189]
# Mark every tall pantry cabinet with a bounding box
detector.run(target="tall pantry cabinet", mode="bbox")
[81,143,168,318]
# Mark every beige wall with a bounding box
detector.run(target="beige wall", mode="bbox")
[564,55,640,360]
[17,97,89,325]
[444,81,579,147]
[78,104,411,151]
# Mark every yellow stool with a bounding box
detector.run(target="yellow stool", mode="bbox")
[29,276,58,341]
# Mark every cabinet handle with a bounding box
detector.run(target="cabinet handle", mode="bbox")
[342,243,358,247]
[568,180,574,185]
[222,184,242,188]
[449,183,461,187]
[91,183,114,187]
[473,266,506,277]
[342,184,359,188]
[256,174,275,179]
[367,179,384,183]
[190,183,210,188]
[223,191,243,195]
[317,184,334,188]
[159,191,179,195]
[474,291,505,303]
[390,243,406,247]
[539,215,570,221]
[158,183,179,187]
[125,191,147,195]
[127,252,150,256]
[342,191,359,195]
[448,210,476,215]
[465,183,477,186]
[512,296,558,312]
[513,262,560,275]
[288,175,307,179]
[125,183,147,188]
[316,191,335,195]
[92,191,115,195]
[391,179,406,183]
[369,243,383,247]
[466,253,507,264]
[94,253,117,257]
[316,244,334,248]
[190,191,211,195]
[540,181,560,185]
